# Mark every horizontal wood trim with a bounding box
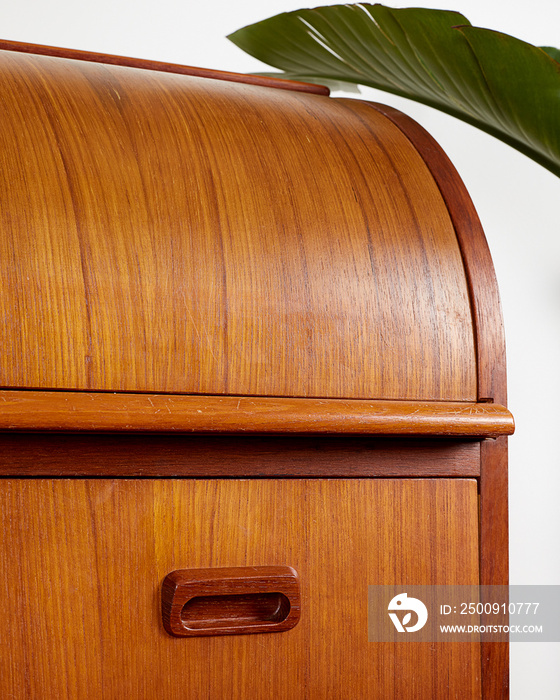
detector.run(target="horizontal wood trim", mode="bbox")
[0,391,514,437]
[0,39,329,95]
[0,434,480,477]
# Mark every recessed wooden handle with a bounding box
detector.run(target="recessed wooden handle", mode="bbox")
[161,566,301,637]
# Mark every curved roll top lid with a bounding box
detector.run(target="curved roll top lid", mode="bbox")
[0,47,478,402]
[0,45,514,438]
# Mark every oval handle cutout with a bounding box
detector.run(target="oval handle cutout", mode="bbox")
[181,591,291,629]
[162,565,300,637]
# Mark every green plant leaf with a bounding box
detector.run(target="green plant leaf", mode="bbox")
[541,45,560,63]
[228,4,560,177]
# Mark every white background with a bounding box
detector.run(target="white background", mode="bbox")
[1,1,558,696]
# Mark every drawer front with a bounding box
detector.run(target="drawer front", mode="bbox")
[0,478,481,699]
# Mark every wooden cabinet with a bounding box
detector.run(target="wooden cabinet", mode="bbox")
[0,41,513,698]
[1,477,481,699]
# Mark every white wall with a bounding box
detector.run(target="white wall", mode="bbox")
[1,1,558,696]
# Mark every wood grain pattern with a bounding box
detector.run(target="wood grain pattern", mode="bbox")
[161,566,300,637]
[0,55,510,698]
[363,102,510,699]
[478,437,509,699]
[0,390,513,435]
[0,49,476,400]
[0,433,481,477]
[360,102,507,405]
[0,478,481,699]
[0,39,330,95]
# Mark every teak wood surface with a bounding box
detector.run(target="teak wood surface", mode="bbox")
[0,434,481,477]
[0,390,513,436]
[367,103,511,698]
[0,478,481,699]
[0,48,477,401]
[0,38,330,95]
[0,46,512,699]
